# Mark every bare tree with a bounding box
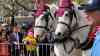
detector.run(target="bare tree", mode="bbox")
[0,0,34,16]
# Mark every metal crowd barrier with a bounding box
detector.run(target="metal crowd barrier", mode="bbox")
[0,42,55,56]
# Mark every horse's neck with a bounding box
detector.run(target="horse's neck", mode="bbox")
[73,5,89,26]
[71,6,91,43]
[46,3,58,13]
[35,15,47,26]
[46,3,58,31]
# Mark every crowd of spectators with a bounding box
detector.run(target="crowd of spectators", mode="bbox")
[0,22,52,56]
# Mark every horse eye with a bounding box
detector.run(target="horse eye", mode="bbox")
[63,34,64,36]
[65,14,68,16]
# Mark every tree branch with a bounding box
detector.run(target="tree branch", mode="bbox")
[15,0,33,12]
[2,4,12,11]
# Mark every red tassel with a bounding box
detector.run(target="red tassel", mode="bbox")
[88,32,96,39]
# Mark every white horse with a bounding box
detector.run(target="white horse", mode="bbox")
[34,2,92,56]
[33,3,58,56]
[54,2,92,56]
[34,3,58,39]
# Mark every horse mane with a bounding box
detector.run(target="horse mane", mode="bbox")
[73,3,94,50]
[46,4,58,32]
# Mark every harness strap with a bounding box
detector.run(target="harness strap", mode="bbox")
[34,7,55,33]
[58,21,70,29]
[72,25,89,32]
[34,26,49,31]
[71,8,79,29]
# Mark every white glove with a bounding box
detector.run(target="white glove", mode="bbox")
[14,42,18,45]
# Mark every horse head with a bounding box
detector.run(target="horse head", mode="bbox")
[54,9,74,40]
[34,4,57,40]
[34,11,50,38]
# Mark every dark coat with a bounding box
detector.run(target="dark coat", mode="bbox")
[9,32,23,44]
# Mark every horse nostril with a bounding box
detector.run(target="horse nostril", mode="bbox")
[36,35,39,37]
[57,32,61,36]
[34,34,39,38]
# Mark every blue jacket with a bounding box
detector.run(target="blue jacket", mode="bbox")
[91,31,100,56]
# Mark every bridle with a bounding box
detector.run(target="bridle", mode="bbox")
[54,7,79,41]
[54,6,89,54]
[34,7,55,32]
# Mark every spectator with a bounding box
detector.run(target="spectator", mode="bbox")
[0,28,10,56]
[83,0,100,56]
[9,23,23,56]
